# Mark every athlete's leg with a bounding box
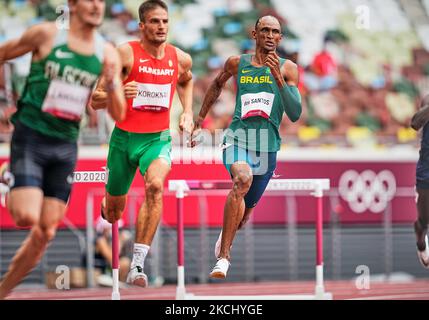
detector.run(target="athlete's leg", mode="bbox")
[415,188,429,251]
[213,150,275,271]
[216,173,273,259]
[237,207,255,230]
[210,162,252,278]
[0,137,77,299]
[7,188,43,227]
[103,128,137,224]
[4,121,45,226]
[0,197,66,299]
[219,162,253,261]
[126,159,170,287]
[236,167,275,231]
[103,193,127,224]
[127,134,172,287]
[135,158,171,245]
[215,204,250,259]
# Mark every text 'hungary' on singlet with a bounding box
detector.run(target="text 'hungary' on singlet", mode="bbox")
[13,29,104,142]
[224,54,286,152]
[116,41,179,134]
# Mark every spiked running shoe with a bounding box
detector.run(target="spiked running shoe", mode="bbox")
[126,266,148,287]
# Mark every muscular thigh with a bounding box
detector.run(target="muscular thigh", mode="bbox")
[106,127,137,197]
[138,133,172,178]
[40,197,67,229]
[145,158,171,183]
[8,121,76,215]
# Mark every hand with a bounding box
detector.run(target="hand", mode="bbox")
[264,51,284,84]
[123,81,138,100]
[0,107,16,133]
[179,111,194,134]
[189,117,203,148]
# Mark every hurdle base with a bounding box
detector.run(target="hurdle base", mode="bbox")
[111,268,121,300]
[315,285,333,300]
[176,266,187,300]
[176,286,187,300]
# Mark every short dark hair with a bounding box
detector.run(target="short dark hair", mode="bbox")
[139,0,168,22]
[255,15,281,31]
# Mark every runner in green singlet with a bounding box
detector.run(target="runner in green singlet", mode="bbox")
[0,0,126,299]
[191,16,302,279]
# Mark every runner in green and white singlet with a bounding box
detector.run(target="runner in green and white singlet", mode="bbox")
[13,29,106,141]
[0,0,126,299]
[192,15,302,279]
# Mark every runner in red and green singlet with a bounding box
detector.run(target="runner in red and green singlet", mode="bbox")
[91,0,194,287]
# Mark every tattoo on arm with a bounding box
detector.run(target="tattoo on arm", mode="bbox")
[198,76,225,119]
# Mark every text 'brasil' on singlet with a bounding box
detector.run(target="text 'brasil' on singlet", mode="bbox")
[224,54,287,152]
[116,41,179,133]
[13,29,104,142]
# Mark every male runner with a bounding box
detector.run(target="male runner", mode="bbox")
[0,0,125,299]
[91,0,194,287]
[192,16,302,278]
[411,94,429,268]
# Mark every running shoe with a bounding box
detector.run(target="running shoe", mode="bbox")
[209,258,230,279]
[417,235,429,269]
[126,266,148,287]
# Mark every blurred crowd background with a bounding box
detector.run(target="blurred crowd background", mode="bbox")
[1,0,429,148]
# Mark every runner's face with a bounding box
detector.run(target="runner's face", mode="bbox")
[140,7,169,45]
[70,0,105,27]
[253,18,282,52]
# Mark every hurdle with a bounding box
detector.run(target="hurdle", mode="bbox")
[169,179,333,300]
[72,170,120,300]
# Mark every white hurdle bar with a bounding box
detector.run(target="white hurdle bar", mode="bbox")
[169,179,333,300]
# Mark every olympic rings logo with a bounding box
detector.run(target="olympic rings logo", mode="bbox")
[338,170,396,213]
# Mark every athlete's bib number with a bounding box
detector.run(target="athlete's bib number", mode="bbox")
[241,92,275,119]
[132,82,171,112]
[42,79,90,121]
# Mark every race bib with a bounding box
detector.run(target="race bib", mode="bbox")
[241,92,275,119]
[132,82,171,112]
[42,79,90,121]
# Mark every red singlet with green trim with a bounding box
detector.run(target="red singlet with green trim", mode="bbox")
[116,41,178,133]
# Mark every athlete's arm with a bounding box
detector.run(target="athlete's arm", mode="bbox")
[189,56,238,147]
[195,56,239,126]
[0,23,51,64]
[265,52,302,122]
[176,48,194,134]
[90,43,132,120]
[98,44,126,122]
[411,95,429,131]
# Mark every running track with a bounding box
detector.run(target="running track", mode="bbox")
[6,280,429,300]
